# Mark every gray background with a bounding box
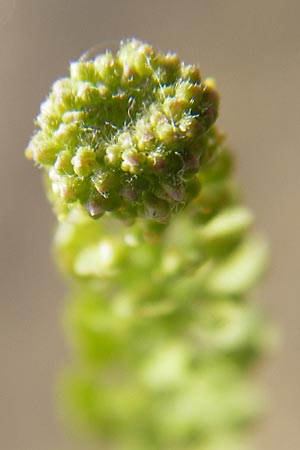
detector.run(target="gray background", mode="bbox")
[0,0,299,449]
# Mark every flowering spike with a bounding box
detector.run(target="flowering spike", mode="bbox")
[26,39,271,450]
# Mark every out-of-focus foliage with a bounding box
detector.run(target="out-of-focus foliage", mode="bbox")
[55,150,269,450]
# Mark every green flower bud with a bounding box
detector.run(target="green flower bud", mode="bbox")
[118,40,154,78]
[54,150,74,175]
[70,61,99,83]
[175,81,203,104]
[94,52,121,87]
[180,64,201,82]
[162,97,186,121]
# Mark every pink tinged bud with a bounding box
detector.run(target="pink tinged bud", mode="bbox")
[71,147,96,177]
[120,177,149,201]
[162,182,185,202]
[144,197,170,223]
[105,144,122,165]
[120,185,138,202]
[148,153,166,172]
[117,131,133,148]
[85,196,105,218]
[121,149,145,174]
[137,132,155,151]
[183,151,200,173]
[49,171,84,202]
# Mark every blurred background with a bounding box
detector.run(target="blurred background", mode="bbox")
[0,0,299,449]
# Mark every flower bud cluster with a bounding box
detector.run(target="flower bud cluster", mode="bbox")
[26,39,219,222]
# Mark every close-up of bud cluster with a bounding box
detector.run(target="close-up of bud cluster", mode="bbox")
[26,39,270,450]
[26,39,219,222]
